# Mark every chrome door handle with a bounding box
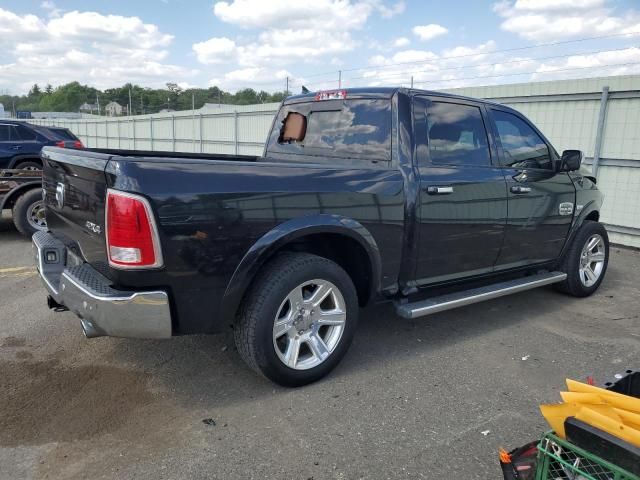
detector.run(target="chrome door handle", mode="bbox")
[426,186,454,195]
[510,185,531,194]
[11,145,22,150]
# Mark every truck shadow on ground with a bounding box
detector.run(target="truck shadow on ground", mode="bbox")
[106,281,595,408]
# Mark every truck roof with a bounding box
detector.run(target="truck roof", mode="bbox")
[285,87,510,111]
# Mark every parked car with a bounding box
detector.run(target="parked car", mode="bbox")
[33,88,607,386]
[0,121,83,170]
[0,169,44,235]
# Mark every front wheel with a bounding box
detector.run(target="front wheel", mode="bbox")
[234,252,358,387]
[13,189,47,236]
[554,220,609,297]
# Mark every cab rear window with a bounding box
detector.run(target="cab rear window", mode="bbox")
[267,99,392,163]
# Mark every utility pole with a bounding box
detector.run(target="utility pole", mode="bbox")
[128,88,133,116]
[411,76,414,88]
[338,70,342,89]
[285,76,289,94]
[140,94,144,115]
[96,93,101,115]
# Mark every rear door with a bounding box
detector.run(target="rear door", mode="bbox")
[13,124,45,157]
[413,97,508,286]
[0,124,22,168]
[487,107,575,269]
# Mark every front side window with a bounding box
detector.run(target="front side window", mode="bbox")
[268,99,392,163]
[492,110,552,170]
[426,102,491,166]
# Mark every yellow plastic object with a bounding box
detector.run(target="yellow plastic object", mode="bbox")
[559,391,605,404]
[613,408,640,430]
[566,379,640,413]
[575,407,640,447]
[540,404,578,438]
[540,403,624,438]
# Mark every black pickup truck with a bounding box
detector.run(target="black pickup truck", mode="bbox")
[34,88,607,386]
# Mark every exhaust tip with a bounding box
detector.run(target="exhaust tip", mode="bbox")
[80,318,103,338]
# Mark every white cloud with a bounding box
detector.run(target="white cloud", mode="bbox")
[375,1,406,18]
[412,24,448,41]
[494,0,640,41]
[0,7,196,94]
[192,37,237,64]
[197,0,405,89]
[40,1,62,18]
[393,37,410,48]
[213,0,373,30]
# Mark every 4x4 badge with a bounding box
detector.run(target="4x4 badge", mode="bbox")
[559,202,574,216]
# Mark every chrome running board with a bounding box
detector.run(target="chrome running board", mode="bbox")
[395,271,567,319]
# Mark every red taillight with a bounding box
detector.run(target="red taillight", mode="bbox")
[106,189,163,269]
[56,140,65,148]
[73,140,84,149]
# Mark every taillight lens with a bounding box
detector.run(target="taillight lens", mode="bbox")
[106,189,163,269]
[73,140,84,149]
[55,140,65,148]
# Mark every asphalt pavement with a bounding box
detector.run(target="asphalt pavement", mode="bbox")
[1,209,639,479]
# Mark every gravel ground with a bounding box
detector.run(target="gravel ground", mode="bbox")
[1,210,639,480]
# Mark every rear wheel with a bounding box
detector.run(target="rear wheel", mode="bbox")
[13,189,47,236]
[554,221,609,297]
[234,252,358,387]
[14,160,42,171]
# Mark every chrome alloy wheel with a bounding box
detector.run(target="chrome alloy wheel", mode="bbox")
[579,233,606,287]
[272,279,347,370]
[27,200,47,231]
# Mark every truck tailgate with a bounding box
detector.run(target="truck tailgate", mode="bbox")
[41,147,112,273]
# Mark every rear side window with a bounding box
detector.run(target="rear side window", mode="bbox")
[14,125,37,141]
[268,99,392,163]
[491,110,552,170]
[0,125,10,141]
[426,102,491,166]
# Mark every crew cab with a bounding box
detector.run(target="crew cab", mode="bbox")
[33,88,608,386]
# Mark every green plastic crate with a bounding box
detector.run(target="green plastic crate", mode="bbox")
[535,432,639,480]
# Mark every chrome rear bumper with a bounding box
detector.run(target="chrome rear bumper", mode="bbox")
[32,231,172,339]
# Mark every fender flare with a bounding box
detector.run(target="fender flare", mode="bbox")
[0,181,42,211]
[220,214,382,321]
[559,199,601,258]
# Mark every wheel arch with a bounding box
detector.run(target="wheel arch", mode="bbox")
[221,214,382,322]
[8,155,43,169]
[559,201,602,260]
[0,182,42,211]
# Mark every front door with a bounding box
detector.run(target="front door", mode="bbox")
[487,108,575,269]
[413,97,508,286]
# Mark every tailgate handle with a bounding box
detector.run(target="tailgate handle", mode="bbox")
[426,186,454,195]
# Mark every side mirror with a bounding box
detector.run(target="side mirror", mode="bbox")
[560,150,583,171]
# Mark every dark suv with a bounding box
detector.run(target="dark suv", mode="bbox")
[0,121,83,170]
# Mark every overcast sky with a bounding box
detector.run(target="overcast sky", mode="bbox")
[1,0,639,95]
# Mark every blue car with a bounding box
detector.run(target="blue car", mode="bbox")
[0,121,83,170]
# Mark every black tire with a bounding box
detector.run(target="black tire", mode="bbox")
[554,220,609,297]
[14,160,42,171]
[234,252,359,387]
[13,189,47,236]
